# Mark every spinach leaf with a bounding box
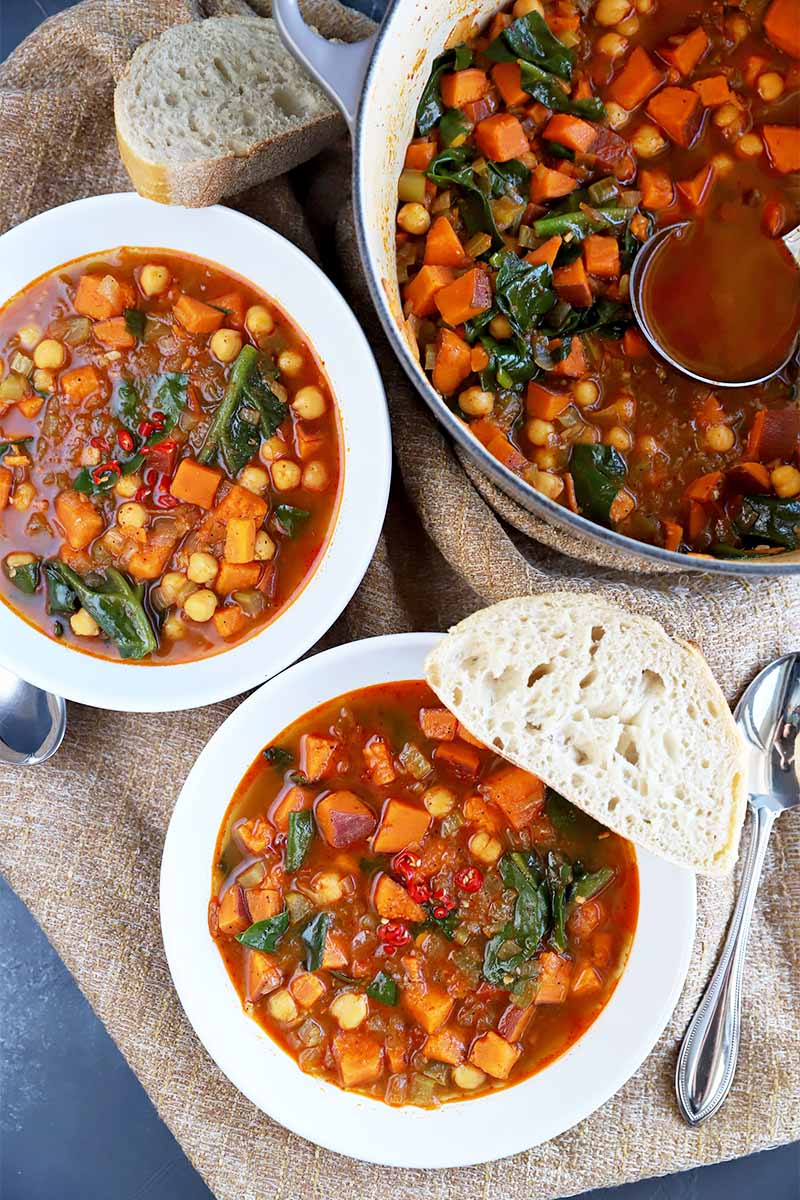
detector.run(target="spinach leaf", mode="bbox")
[416,44,473,135]
[420,903,461,940]
[478,335,539,390]
[48,563,158,659]
[519,62,605,120]
[547,141,575,161]
[570,443,627,526]
[439,108,472,148]
[221,404,261,476]
[274,505,310,537]
[570,867,614,904]
[733,494,800,550]
[123,308,146,341]
[543,296,630,339]
[263,745,293,769]
[243,372,288,440]
[501,852,549,954]
[426,148,505,249]
[2,556,40,594]
[301,911,332,971]
[492,250,556,336]
[426,144,475,190]
[367,970,398,1006]
[545,852,573,952]
[486,159,530,201]
[482,932,523,985]
[285,810,315,872]
[236,909,290,952]
[43,560,79,615]
[484,10,574,81]
[546,788,578,834]
[198,345,259,466]
[0,436,32,459]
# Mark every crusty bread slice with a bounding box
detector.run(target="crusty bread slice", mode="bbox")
[425,595,747,876]
[114,17,344,207]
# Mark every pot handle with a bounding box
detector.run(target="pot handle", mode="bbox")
[272,0,376,131]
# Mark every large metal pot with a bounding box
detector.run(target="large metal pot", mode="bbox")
[273,0,800,576]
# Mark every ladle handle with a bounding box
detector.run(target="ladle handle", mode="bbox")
[675,801,776,1125]
[783,223,800,268]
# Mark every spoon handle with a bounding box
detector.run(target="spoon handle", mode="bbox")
[675,801,777,1125]
[783,223,800,268]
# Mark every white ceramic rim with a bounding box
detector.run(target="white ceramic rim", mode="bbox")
[160,631,697,1168]
[0,193,391,711]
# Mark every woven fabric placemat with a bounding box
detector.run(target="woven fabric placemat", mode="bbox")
[0,2,797,1197]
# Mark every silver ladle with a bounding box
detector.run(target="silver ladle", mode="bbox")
[629,221,800,388]
[675,652,800,1124]
[0,664,66,765]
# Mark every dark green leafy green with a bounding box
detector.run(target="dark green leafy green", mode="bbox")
[546,788,578,834]
[301,911,332,971]
[221,404,261,476]
[519,62,605,120]
[485,159,531,201]
[274,505,310,538]
[502,852,550,955]
[733,495,800,550]
[543,296,630,339]
[546,141,575,161]
[366,971,398,1006]
[123,308,146,340]
[2,556,40,594]
[263,745,294,768]
[419,902,461,940]
[570,444,627,525]
[484,10,574,80]
[198,344,259,466]
[532,205,630,241]
[426,148,505,249]
[47,563,157,659]
[242,371,288,440]
[416,44,473,135]
[43,560,79,615]
[478,335,539,391]
[285,810,315,872]
[492,250,556,336]
[236,909,290,952]
[545,852,573,952]
[570,867,614,903]
[439,108,472,148]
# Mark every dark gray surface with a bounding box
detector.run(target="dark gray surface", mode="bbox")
[0,2,798,1198]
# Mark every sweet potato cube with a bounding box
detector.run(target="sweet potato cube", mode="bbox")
[0,467,11,511]
[423,1026,466,1065]
[127,532,180,581]
[553,258,593,307]
[54,490,104,551]
[270,784,313,832]
[571,964,603,996]
[550,337,587,377]
[224,516,257,564]
[676,162,715,210]
[205,483,269,532]
[525,235,562,269]
[468,1030,521,1079]
[321,929,350,970]
[363,736,396,785]
[74,274,135,320]
[440,68,489,108]
[747,408,800,461]
[300,733,340,782]
[764,0,800,59]
[763,125,800,174]
[497,1003,535,1043]
[607,46,665,110]
[526,382,571,420]
[434,268,492,326]
[424,216,470,269]
[213,604,248,639]
[657,27,709,76]
[433,740,481,779]
[457,722,485,748]
[419,707,458,741]
[542,114,596,153]
[463,792,503,833]
[529,164,578,203]
[215,560,261,595]
[432,328,472,396]
[93,317,136,349]
[332,1030,384,1087]
[405,140,437,170]
[236,816,271,854]
[170,458,222,510]
[583,235,620,279]
[245,887,283,924]
[684,470,723,503]
[211,291,246,328]
[474,112,529,161]
[403,265,455,318]
[173,293,225,336]
[61,364,104,404]
[245,950,282,1002]
[692,75,733,107]
[491,61,528,108]
[316,790,377,847]
[640,168,674,210]
[290,971,326,1008]
[646,86,702,147]
[403,983,454,1034]
[217,885,251,935]
[372,798,431,853]
[373,873,427,923]
[481,764,545,831]
[534,951,572,1004]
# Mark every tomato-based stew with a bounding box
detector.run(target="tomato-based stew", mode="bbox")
[397,0,800,558]
[210,681,638,1106]
[0,249,341,662]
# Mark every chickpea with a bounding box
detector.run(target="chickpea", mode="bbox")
[737,133,763,158]
[278,349,304,377]
[596,32,628,58]
[606,426,632,451]
[5,552,37,572]
[210,328,243,363]
[33,369,55,393]
[11,482,35,512]
[80,445,102,467]
[245,305,275,340]
[271,459,302,491]
[238,465,269,494]
[533,447,561,470]
[512,0,543,15]
[33,339,66,371]
[117,501,147,530]
[397,202,431,236]
[302,460,330,492]
[704,423,735,452]
[572,379,599,408]
[453,1064,487,1090]
[255,531,276,561]
[310,871,344,905]
[17,324,41,353]
[616,13,639,35]
[630,124,667,158]
[139,265,171,297]
[329,991,368,1031]
[725,13,748,44]
[594,0,632,27]
[713,102,740,129]
[187,552,219,584]
[489,314,514,339]
[260,435,287,463]
[459,387,495,417]
[635,434,660,456]
[710,152,736,177]
[115,473,141,499]
[160,571,188,605]
[530,469,564,501]
[634,0,653,11]
[526,418,555,446]
[771,465,800,498]
[184,589,218,622]
[70,608,100,637]
[162,613,186,641]
[266,988,299,1023]
[605,102,629,130]
[468,830,503,865]
[757,72,784,102]
[292,385,327,420]
[423,785,456,818]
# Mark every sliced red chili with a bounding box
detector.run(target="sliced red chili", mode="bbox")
[455,865,484,893]
[138,420,155,438]
[377,919,411,947]
[406,878,431,904]
[392,850,416,880]
[91,460,121,484]
[117,429,135,453]
[90,436,110,453]
[151,410,166,429]
[134,485,151,504]
[156,493,180,509]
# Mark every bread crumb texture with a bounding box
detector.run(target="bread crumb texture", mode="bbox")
[425,594,747,876]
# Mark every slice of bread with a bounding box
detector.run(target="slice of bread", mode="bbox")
[425,595,747,876]
[114,17,344,207]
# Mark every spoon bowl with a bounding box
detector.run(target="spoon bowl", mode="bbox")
[0,665,66,766]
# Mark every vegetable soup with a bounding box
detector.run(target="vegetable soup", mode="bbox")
[210,681,638,1106]
[397,0,800,559]
[0,249,341,662]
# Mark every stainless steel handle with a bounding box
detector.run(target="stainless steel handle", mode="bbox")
[271,0,376,131]
[675,802,777,1125]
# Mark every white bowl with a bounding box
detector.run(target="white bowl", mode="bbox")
[0,193,391,711]
[160,631,696,1168]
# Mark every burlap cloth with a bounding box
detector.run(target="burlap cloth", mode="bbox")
[0,1,797,1196]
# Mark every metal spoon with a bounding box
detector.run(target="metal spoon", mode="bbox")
[675,652,800,1125]
[0,664,66,765]
[629,221,800,388]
